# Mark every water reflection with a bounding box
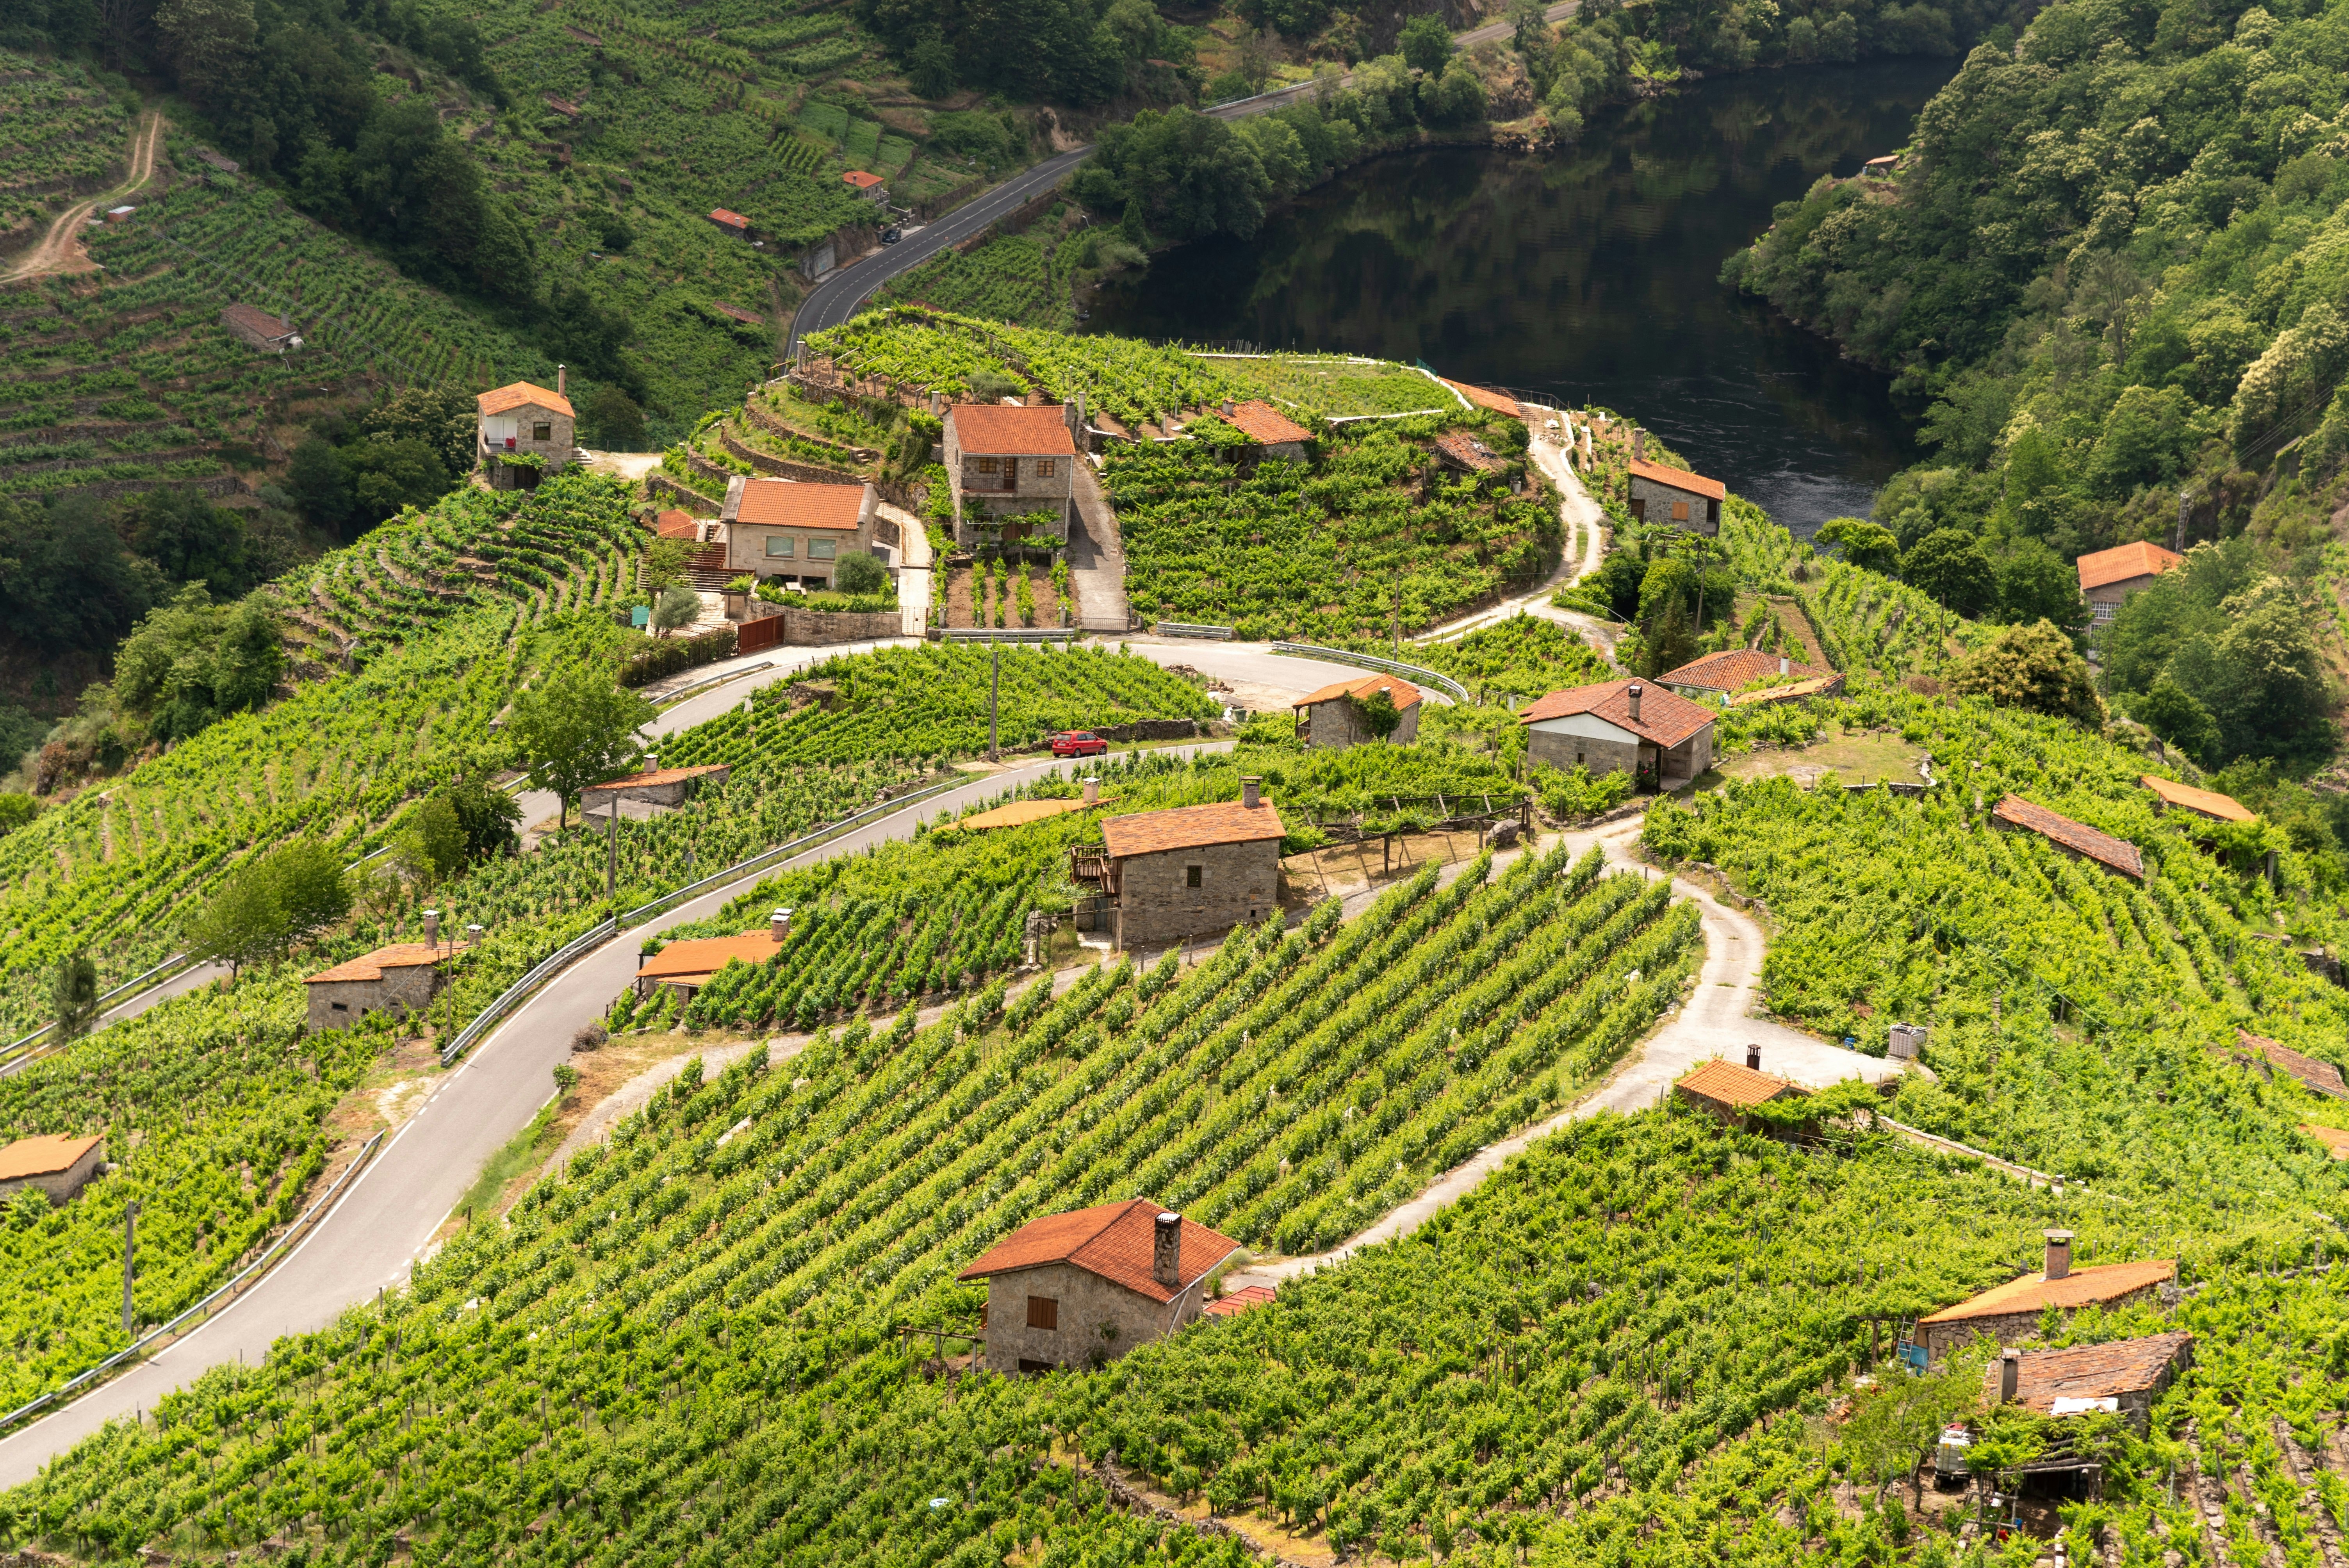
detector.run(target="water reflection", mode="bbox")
[1085,60,1956,534]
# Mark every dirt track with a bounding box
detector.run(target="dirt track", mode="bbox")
[5,110,163,284]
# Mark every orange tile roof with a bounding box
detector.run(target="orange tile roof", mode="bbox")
[1438,378,1522,417]
[1675,1058,1801,1109]
[842,170,885,189]
[2302,1123,2349,1159]
[0,1133,103,1181]
[1628,457,1725,501]
[1992,795,2144,879]
[2140,774,2254,823]
[1294,671,1424,712]
[220,303,295,339]
[583,764,730,795]
[1433,429,1506,473]
[477,381,575,420]
[2077,540,2182,594]
[709,208,748,229]
[1223,400,1311,446]
[1204,1284,1277,1317]
[949,403,1076,457]
[636,932,782,982]
[305,943,456,985]
[727,477,867,531]
[1918,1258,2176,1325]
[1659,649,1826,691]
[2240,1030,2349,1100]
[955,796,1101,831]
[1990,1331,2194,1413]
[1518,680,1717,750]
[957,1198,1243,1304]
[1101,798,1287,859]
[656,510,703,539]
[1732,675,1842,707]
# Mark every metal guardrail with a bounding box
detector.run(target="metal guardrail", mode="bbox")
[1267,643,1472,706]
[939,627,1077,643]
[1155,622,1234,640]
[437,775,966,1067]
[654,659,778,706]
[0,1127,387,1437]
[0,950,208,1069]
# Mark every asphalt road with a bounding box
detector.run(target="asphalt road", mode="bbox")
[783,0,1577,358]
[0,639,1381,1485]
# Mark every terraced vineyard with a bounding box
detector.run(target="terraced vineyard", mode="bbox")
[0,52,129,245]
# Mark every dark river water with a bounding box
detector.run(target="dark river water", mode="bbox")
[1086,60,1958,532]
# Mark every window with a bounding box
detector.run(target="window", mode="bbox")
[1186,864,1203,889]
[975,457,1001,474]
[765,536,795,558]
[1036,459,1056,478]
[532,422,552,442]
[330,1001,348,1012]
[1026,1295,1059,1330]
[1671,499,1690,522]
[1576,750,1585,766]
[808,540,837,561]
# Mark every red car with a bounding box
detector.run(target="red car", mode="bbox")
[1051,731,1109,757]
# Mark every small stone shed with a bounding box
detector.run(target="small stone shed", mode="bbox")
[633,929,783,1001]
[957,1198,1243,1374]
[1917,1232,2175,1361]
[1293,672,1423,750]
[2140,774,2254,825]
[2076,540,2182,624]
[303,943,464,1032]
[477,377,576,490]
[0,1133,106,1205]
[1674,1054,1807,1126]
[1991,795,2144,880]
[1987,1331,2194,1431]
[2235,1028,2349,1101]
[1070,780,1285,951]
[1628,457,1723,534]
[219,303,301,355]
[581,763,731,821]
[1657,649,1837,706]
[1519,680,1715,788]
[1219,399,1311,461]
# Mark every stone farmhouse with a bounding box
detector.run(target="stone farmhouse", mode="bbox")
[1916,1231,2174,1361]
[958,1198,1243,1373]
[304,941,467,1031]
[633,924,786,1003]
[0,1133,105,1205]
[477,375,576,490]
[1293,672,1422,750]
[943,403,1078,547]
[1991,795,2144,880]
[2076,540,2182,624]
[1519,680,1716,788]
[841,170,888,204]
[219,304,301,355]
[1628,449,1724,534]
[1657,649,1838,706]
[1987,1331,2193,1431]
[719,476,879,588]
[1069,780,1285,950]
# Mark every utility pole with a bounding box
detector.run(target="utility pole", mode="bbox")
[605,795,618,907]
[121,1199,139,1337]
[988,635,1000,761]
[2174,488,2189,553]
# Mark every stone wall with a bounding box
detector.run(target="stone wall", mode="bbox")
[1921,1282,2167,1361]
[308,964,439,1032]
[1113,838,1281,950]
[741,603,901,644]
[1301,698,1421,750]
[718,428,863,485]
[1527,727,1639,778]
[647,474,720,515]
[980,1260,1204,1373]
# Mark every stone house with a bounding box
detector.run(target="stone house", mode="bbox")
[1293,672,1423,749]
[2140,774,2254,825]
[1519,680,1715,788]
[719,476,878,588]
[303,943,465,1031]
[582,763,731,823]
[841,170,888,204]
[708,208,750,237]
[1628,457,1723,535]
[1657,649,1837,706]
[2076,540,2182,624]
[1916,1232,2175,1361]
[943,403,1079,547]
[1987,1331,2194,1432]
[1433,429,1508,486]
[633,925,787,1002]
[957,1198,1244,1374]
[1674,1049,1807,1127]
[1219,399,1312,461]
[1991,795,2144,880]
[2235,1029,2349,1101]
[477,375,576,490]
[219,303,301,355]
[0,1133,106,1204]
[1069,779,1286,951]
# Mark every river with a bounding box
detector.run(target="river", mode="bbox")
[1085,59,1957,533]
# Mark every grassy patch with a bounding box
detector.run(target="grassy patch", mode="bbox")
[455,1094,565,1224]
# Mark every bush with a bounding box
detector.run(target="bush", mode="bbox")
[618,626,738,688]
[1531,762,1634,820]
[833,551,891,595]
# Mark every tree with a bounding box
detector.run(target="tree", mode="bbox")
[908,29,956,95]
[0,495,165,652]
[1354,686,1404,740]
[581,385,646,451]
[287,438,353,529]
[833,551,891,595]
[111,585,286,743]
[651,584,701,637]
[1900,528,1995,617]
[155,0,254,99]
[1991,538,2088,636]
[642,538,693,596]
[407,796,467,885]
[505,661,654,829]
[52,951,98,1043]
[184,839,349,976]
[1399,12,1452,72]
[440,775,522,862]
[2131,674,2221,763]
[1838,1342,1991,1508]
[1948,619,2102,725]
[119,489,253,596]
[344,438,454,525]
[1815,517,1900,574]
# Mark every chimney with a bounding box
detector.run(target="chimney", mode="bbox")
[1083,776,1100,805]
[1241,776,1261,809]
[1999,1349,2020,1403]
[557,364,567,397]
[280,310,291,332]
[1152,1211,1182,1289]
[422,909,440,951]
[2044,1229,2073,1281]
[771,907,792,943]
[1779,656,1789,675]
[1633,428,1645,461]
[1627,682,1643,724]
[1745,1043,1761,1071]
[1221,400,1235,417]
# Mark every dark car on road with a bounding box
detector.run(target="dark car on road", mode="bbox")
[1050,731,1109,757]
